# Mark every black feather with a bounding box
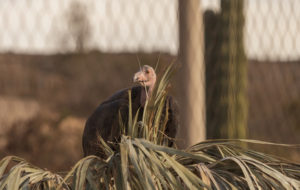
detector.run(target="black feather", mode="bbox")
[82,85,178,158]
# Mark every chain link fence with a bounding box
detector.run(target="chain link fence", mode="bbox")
[0,0,299,59]
[0,0,179,53]
[0,0,299,168]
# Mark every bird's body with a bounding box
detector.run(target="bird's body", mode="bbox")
[82,65,178,158]
[82,86,142,157]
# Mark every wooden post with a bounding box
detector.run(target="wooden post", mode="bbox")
[205,0,248,139]
[176,0,206,148]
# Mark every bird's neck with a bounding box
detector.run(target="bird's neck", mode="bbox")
[140,85,154,107]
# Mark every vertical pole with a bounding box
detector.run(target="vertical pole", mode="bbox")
[177,0,206,148]
[205,0,247,139]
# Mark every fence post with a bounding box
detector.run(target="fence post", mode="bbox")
[205,0,248,139]
[177,0,206,148]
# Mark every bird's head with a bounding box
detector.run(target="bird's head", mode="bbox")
[133,65,156,88]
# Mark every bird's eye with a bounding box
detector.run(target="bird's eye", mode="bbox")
[145,69,149,74]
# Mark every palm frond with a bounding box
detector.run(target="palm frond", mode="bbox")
[0,156,68,190]
[59,137,300,190]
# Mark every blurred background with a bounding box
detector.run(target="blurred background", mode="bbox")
[0,0,299,171]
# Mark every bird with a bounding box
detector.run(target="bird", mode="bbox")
[82,65,178,158]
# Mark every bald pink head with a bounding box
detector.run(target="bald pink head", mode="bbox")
[133,65,156,106]
[133,65,156,89]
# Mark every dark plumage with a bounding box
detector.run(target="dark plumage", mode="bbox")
[82,65,178,158]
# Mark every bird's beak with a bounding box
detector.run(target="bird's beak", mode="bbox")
[133,71,142,83]
[133,70,149,86]
[133,74,139,83]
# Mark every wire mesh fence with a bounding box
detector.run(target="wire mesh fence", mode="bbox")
[0,0,179,54]
[203,0,299,161]
[0,0,299,59]
[0,0,299,169]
